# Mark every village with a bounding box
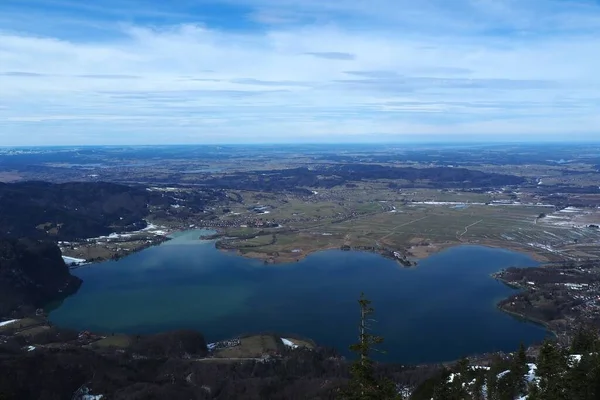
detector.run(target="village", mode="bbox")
[494,259,600,342]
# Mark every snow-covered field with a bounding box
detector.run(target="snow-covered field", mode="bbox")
[540,207,600,228]
[410,201,554,208]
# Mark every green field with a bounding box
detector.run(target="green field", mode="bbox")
[215,188,600,263]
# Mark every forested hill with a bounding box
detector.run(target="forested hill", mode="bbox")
[2,328,600,399]
[0,181,168,241]
[0,238,81,318]
[200,164,526,192]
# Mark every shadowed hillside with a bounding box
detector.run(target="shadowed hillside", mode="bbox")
[0,238,81,318]
[0,181,169,240]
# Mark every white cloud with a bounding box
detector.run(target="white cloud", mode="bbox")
[0,0,599,144]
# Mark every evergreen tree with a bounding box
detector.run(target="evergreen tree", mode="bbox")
[431,370,454,400]
[571,325,600,354]
[454,357,471,399]
[472,374,485,400]
[512,343,529,395]
[456,357,469,377]
[486,368,498,400]
[527,381,542,400]
[537,340,568,400]
[486,354,508,400]
[587,352,600,400]
[565,351,600,400]
[566,353,591,400]
[495,371,516,400]
[431,369,467,400]
[414,324,600,400]
[342,293,401,400]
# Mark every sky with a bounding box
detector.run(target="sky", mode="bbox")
[1,0,600,145]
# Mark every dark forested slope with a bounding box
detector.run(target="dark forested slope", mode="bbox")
[0,238,81,318]
[201,164,526,192]
[0,181,169,240]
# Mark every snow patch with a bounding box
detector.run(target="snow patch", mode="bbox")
[415,201,485,206]
[526,363,538,382]
[73,385,104,400]
[497,370,511,379]
[82,395,103,400]
[281,338,299,349]
[0,319,18,327]
[83,221,170,242]
[62,255,88,266]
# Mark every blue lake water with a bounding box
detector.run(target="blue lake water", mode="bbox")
[49,230,548,364]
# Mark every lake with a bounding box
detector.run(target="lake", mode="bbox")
[49,230,548,364]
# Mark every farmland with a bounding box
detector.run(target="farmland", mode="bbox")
[205,185,600,264]
[3,143,599,265]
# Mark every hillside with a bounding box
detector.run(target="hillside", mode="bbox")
[0,339,437,400]
[0,238,82,318]
[412,328,600,400]
[0,181,168,241]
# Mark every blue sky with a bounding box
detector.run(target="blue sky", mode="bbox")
[1,0,600,145]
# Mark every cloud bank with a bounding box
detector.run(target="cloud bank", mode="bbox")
[1,0,599,145]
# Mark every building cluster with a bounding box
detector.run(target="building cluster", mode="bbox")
[501,268,600,334]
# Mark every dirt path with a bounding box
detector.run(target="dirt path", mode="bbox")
[379,216,429,241]
[457,219,483,238]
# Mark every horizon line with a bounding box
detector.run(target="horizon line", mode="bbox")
[2,140,600,148]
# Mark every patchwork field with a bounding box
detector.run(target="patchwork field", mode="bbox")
[214,187,600,264]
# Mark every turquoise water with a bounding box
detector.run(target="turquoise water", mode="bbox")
[49,230,548,364]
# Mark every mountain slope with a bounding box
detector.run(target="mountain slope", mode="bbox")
[0,238,82,318]
[0,181,168,240]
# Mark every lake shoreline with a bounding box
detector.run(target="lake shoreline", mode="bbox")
[492,275,560,340]
[72,225,562,268]
[211,235,557,267]
[50,230,551,363]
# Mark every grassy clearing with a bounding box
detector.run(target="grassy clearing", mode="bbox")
[91,335,132,349]
[213,335,282,358]
[15,325,51,337]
